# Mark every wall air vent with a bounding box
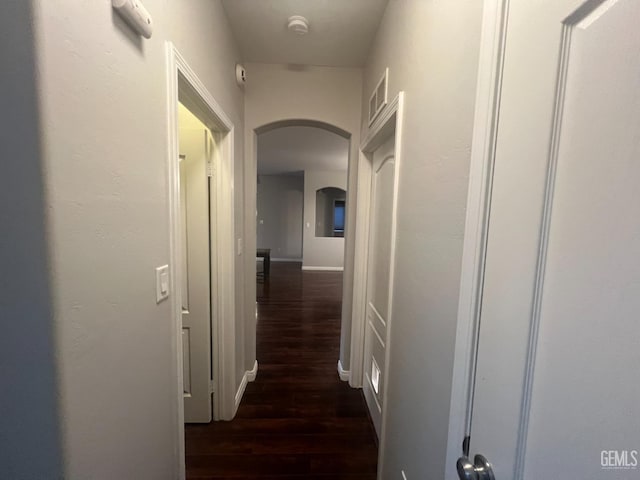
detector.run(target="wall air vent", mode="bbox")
[368,68,389,126]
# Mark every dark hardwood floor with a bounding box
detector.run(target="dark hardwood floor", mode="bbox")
[185,262,378,479]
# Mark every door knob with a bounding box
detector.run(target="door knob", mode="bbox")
[456,454,495,480]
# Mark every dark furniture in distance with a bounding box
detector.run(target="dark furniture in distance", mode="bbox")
[257,248,271,277]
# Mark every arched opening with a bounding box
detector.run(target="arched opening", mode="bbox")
[246,118,358,389]
[255,119,351,138]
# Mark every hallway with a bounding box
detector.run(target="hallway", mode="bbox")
[185,262,378,479]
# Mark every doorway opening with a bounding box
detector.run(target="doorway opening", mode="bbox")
[166,43,237,479]
[177,103,216,424]
[253,121,352,371]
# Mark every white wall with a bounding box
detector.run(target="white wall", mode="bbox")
[303,171,348,269]
[362,1,484,479]
[0,2,63,478]
[6,1,246,478]
[244,63,362,372]
[257,174,304,260]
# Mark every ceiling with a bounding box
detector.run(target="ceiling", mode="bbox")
[257,126,349,175]
[221,0,389,67]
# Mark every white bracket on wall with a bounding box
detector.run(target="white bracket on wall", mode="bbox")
[112,0,153,39]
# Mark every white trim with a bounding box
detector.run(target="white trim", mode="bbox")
[515,9,585,476]
[166,42,237,479]
[349,93,405,479]
[165,41,185,480]
[349,93,403,391]
[270,257,302,262]
[445,1,509,477]
[375,93,404,480]
[246,360,258,382]
[234,361,259,414]
[337,360,350,382]
[368,319,386,350]
[349,155,372,388]
[301,266,344,271]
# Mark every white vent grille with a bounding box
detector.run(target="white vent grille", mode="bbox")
[368,68,389,125]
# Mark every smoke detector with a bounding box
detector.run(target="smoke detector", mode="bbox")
[287,15,309,35]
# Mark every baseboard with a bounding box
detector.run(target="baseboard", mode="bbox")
[337,360,350,382]
[246,360,258,381]
[234,360,259,414]
[271,257,302,262]
[301,266,344,272]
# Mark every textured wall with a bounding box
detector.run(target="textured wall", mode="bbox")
[361,0,483,478]
[0,1,63,478]
[257,175,304,260]
[27,1,245,478]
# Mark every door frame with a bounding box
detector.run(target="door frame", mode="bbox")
[349,92,404,478]
[166,42,237,479]
[350,92,404,389]
[445,0,509,477]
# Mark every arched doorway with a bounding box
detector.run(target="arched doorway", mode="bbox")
[244,119,358,386]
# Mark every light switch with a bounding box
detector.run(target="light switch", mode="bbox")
[156,265,169,303]
[237,238,243,256]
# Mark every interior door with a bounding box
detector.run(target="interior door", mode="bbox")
[363,134,396,437]
[461,1,640,478]
[180,126,213,423]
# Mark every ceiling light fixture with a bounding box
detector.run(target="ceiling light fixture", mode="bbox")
[287,15,309,35]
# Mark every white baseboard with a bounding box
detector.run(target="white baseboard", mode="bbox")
[247,360,258,381]
[234,360,258,414]
[271,257,302,262]
[302,266,344,272]
[337,360,350,382]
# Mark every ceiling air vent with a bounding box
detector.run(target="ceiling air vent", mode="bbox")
[368,68,388,126]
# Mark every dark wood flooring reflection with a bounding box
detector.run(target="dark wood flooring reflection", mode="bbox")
[185,262,378,479]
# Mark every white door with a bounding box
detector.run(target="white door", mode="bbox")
[363,134,397,437]
[180,127,214,423]
[461,1,640,478]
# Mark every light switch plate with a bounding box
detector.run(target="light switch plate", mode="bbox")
[156,265,169,303]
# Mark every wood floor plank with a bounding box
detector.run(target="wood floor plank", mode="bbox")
[185,262,378,479]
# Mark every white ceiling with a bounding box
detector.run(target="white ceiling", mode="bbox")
[257,126,349,175]
[221,0,389,67]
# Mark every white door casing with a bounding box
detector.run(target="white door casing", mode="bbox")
[350,93,405,399]
[179,127,214,423]
[363,134,396,437]
[449,1,640,478]
[166,43,237,479]
[351,94,404,478]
